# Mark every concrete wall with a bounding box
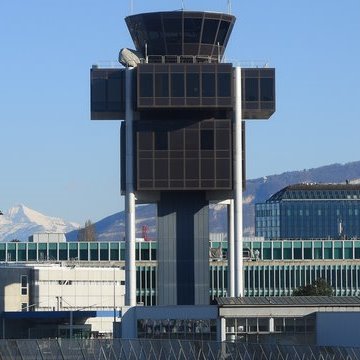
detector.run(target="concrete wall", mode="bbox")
[0,267,31,312]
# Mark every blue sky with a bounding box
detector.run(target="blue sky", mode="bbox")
[1,0,359,224]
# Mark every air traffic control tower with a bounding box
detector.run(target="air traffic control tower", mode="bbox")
[90,10,275,306]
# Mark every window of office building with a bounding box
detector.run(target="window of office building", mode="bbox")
[21,275,28,296]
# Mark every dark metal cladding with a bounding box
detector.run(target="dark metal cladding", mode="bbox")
[242,68,276,119]
[90,68,126,120]
[125,11,236,62]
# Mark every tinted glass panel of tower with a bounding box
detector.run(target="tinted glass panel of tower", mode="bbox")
[202,73,215,97]
[171,73,185,97]
[155,132,168,150]
[155,73,169,97]
[143,14,165,54]
[184,18,202,43]
[163,17,182,54]
[201,129,214,150]
[201,19,219,44]
[216,21,230,45]
[245,78,258,101]
[91,78,106,110]
[261,78,274,101]
[218,73,231,97]
[140,74,153,97]
[186,73,200,97]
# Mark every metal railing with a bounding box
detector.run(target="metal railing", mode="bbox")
[0,339,359,359]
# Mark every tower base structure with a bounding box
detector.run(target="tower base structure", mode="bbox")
[157,192,209,305]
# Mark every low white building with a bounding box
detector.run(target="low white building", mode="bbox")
[0,262,125,338]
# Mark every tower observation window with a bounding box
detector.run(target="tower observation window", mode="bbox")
[184,18,202,43]
[201,19,219,44]
[216,21,230,46]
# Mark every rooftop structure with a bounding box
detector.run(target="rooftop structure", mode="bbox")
[256,183,360,239]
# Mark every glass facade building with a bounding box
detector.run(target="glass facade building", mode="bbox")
[255,183,360,239]
[2,239,360,304]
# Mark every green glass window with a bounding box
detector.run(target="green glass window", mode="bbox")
[141,242,150,261]
[283,243,292,260]
[79,243,89,261]
[294,242,302,260]
[120,242,126,260]
[324,242,333,259]
[304,242,312,259]
[344,241,353,259]
[28,243,37,261]
[151,243,156,260]
[334,241,343,259]
[100,243,109,261]
[90,243,98,260]
[38,243,47,261]
[110,243,120,261]
[69,243,78,260]
[48,243,58,261]
[0,244,5,261]
[7,243,16,262]
[136,242,141,261]
[314,242,323,259]
[262,242,271,260]
[355,241,360,259]
[59,243,67,260]
[273,242,282,260]
[18,243,27,261]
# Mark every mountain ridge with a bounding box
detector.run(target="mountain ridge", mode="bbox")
[0,204,79,242]
[2,161,360,242]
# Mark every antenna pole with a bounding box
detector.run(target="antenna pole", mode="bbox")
[181,0,185,10]
[130,0,133,14]
[227,0,232,14]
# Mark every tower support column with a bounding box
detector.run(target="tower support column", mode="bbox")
[234,66,244,297]
[125,68,136,307]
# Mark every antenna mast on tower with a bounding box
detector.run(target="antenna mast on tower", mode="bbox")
[227,0,232,14]
[130,0,134,14]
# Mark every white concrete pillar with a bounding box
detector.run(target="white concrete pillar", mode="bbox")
[234,66,244,297]
[125,68,136,307]
[228,199,235,297]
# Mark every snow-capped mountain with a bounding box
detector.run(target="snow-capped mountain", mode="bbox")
[0,204,79,242]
